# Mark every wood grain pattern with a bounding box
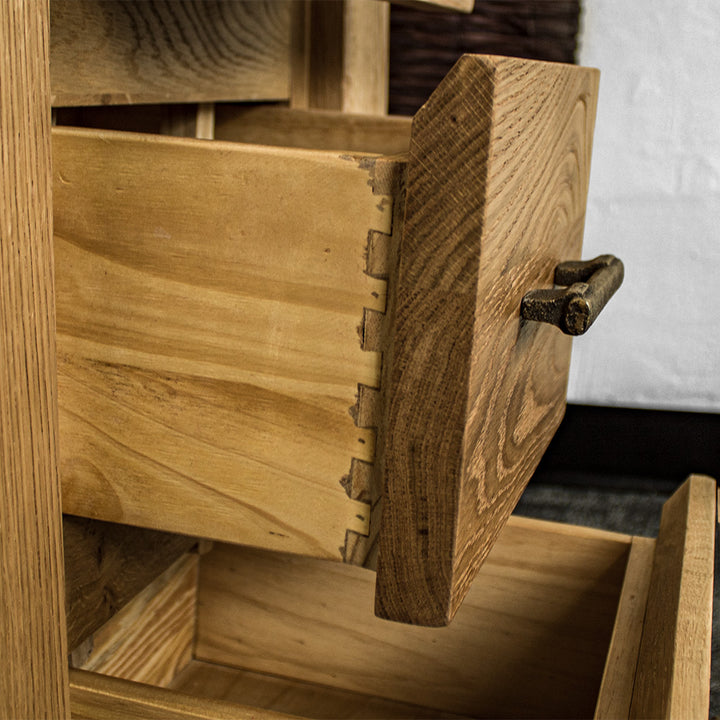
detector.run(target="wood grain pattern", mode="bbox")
[170,660,462,719]
[392,0,475,11]
[64,516,197,651]
[195,516,629,719]
[375,54,600,625]
[629,475,716,719]
[69,669,296,720]
[0,2,70,716]
[291,1,389,114]
[72,555,198,688]
[50,1,292,107]
[594,536,656,720]
[215,105,411,154]
[53,127,396,560]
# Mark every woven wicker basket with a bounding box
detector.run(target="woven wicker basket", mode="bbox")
[389,0,581,115]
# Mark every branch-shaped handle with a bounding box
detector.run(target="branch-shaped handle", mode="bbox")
[521,254,624,336]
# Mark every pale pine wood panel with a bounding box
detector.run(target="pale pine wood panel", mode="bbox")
[72,555,198,688]
[215,106,412,154]
[170,660,464,719]
[375,55,600,625]
[195,516,629,719]
[64,516,196,651]
[0,2,69,715]
[53,128,392,559]
[630,475,716,720]
[594,537,656,720]
[50,1,292,107]
[69,669,297,720]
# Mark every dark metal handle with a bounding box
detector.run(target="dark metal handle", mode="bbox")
[521,254,624,336]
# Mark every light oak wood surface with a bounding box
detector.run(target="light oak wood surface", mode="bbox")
[0,1,70,715]
[170,660,463,719]
[195,516,628,719]
[215,105,412,154]
[53,127,395,560]
[50,1,292,107]
[69,669,297,720]
[64,516,197,651]
[291,0,389,115]
[72,555,198,688]
[629,475,716,719]
[375,54,600,625]
[594,536,656,720]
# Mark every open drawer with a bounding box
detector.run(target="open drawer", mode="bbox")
[53,54,617,625]
[67,476,716,719]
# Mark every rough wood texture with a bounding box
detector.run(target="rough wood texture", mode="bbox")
[195,516,628,719]
[170,660,462,719]
[375,55,600,625]
[50,1,292,107]
[594,536,656,720]
[215,105,411,154]
[72,555,198,688]
[69,669,296,720]
[291,0,389,114]
[53,127,396,560]
[0,2,70,716]
[630,475,716,720]
[64,516,196,651]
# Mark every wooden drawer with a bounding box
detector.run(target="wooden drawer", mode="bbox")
[67,476,716,719]
[54,54,605,625]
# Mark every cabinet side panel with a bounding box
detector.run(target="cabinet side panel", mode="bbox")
[0,1,69,715]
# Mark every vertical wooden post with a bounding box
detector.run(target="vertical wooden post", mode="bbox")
[0,1,70,716]
[291,0,389,114]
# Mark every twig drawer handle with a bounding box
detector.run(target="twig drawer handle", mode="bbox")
[521,254,624,335]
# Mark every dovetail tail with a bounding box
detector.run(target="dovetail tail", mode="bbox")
[356,385,381,428]
[365,229,391,279]
[361,308,385,353]
[340,458,373,502]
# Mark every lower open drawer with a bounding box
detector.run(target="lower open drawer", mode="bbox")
[67,475,715,720]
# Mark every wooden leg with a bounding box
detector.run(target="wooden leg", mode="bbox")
[0,0,69,715]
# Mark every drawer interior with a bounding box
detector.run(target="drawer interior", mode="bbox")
[69,515,634,719]
[54,55,603,630]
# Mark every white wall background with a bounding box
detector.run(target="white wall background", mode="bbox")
[568,0,720,412]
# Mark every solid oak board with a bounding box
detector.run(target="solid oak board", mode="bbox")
[291,0,389,115]
[50,1,292,107]
[53,127,394,560]
[195,516,628,719]
[0,2,70,716]
[629,475,716,720]
[69,669,296,720]
[72,555,198,688]
[64,516,197,651]
[170,660,462,719]
[215,105,412,154]
[375,55,600,625]
[594,536,656,720]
